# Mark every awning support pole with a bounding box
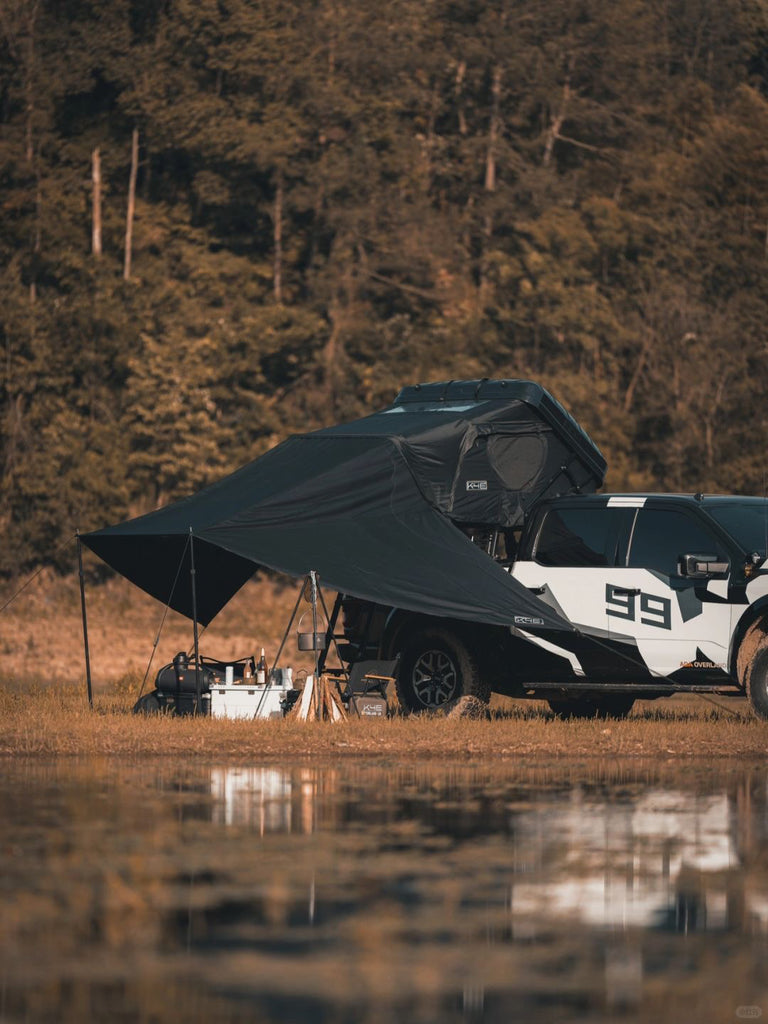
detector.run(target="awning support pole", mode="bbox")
[76,530,93,709]
[189,527,202,714]
[310,569,320,680]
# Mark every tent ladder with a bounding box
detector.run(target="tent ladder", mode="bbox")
[316,589,345,677]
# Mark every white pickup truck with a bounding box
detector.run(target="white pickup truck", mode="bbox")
[340,491,768,718]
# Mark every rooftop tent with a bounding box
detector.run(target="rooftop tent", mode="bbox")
[317,378,606,528]
[82,379,604,631]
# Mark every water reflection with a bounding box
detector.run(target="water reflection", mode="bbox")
[509,788,762,933]
[2,759,768,1022]
[206,764,768,937]
[211,767,293,832]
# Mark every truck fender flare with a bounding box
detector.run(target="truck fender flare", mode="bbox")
[380,610,474,661]
[729,597,768,680]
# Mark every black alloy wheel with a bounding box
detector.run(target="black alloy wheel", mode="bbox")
[395,628,488,713]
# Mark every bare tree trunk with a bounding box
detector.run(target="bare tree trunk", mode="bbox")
[454,60,468,136]
[480,65,502,300]
[124,128,139,281]
[704,377,726,488]
[325,310,340,404]
[623,333,652,412]
[28,128,39,305]
[418,83,439,192]
[273,170,283,303]
[92,147,102,257]
[323,245,354,410]
[19,1,41,303]
[543,73,572,168]
[484,66,502,193]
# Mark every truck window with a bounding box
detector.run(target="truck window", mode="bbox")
[534,508,617,567]
[627,509,724,576]
[706,502,768,559]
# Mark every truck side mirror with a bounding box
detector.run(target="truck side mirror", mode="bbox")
[744,552,764,578]
[679,553,729,578]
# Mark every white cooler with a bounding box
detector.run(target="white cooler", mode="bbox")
[210,682,286,719]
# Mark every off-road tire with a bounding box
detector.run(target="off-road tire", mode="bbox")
[746,643,768,719]
[547,698,594,719]
[133,690,162,715]
[395,628,489,714]
[548,695,635,720]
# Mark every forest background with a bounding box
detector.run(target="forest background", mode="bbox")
[3,0,768,577]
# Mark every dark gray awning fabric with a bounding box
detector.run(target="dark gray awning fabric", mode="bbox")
[83,380,602,631]
[83,435,569,630]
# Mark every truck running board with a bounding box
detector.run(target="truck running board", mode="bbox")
[524,682,743,696]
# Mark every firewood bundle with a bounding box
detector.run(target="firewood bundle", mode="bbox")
[289,674,347,721]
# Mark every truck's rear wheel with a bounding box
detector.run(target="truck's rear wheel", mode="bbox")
[746,644,768,719]
[548,696,635,720]
[396,628,488,713]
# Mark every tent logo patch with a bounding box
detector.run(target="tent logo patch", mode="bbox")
[514,615,545,626]
[466,480,488,491]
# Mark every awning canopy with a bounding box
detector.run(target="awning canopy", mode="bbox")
[83,380,605,631]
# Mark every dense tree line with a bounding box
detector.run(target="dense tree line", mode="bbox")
[3,0,768,573]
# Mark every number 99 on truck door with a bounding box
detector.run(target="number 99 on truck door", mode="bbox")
[606,584,671,630]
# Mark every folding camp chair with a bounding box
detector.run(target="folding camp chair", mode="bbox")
[343,657,399,717]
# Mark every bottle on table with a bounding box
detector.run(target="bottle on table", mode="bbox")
[256,647,267,685]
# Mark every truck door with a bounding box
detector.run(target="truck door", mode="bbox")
[513,503,629,678]
[607,504,732,680]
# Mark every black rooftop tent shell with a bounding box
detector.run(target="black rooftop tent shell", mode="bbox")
[320,378,606,528]
[82,379,605,632]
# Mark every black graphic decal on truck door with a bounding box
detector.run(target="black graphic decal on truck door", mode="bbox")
[605,584,672,630]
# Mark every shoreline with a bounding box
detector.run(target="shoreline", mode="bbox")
[2,684,767,762]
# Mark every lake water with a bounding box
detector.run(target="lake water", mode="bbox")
[1,758,767,1023]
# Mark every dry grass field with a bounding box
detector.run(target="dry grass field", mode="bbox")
[2,569,767,761]
[0,680,765,761]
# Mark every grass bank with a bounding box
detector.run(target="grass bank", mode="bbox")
[1,682,766,761]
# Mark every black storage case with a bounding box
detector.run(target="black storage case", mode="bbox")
[152,651,216,715]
